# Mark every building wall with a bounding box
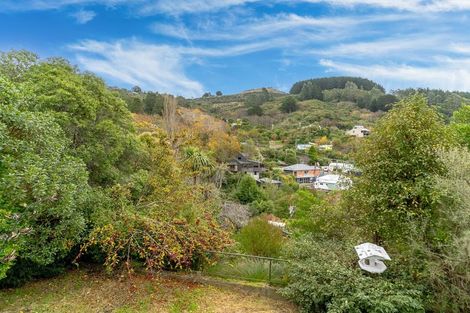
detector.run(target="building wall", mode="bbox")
[293,169,321,177]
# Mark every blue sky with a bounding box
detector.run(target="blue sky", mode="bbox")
[1,1,470,97]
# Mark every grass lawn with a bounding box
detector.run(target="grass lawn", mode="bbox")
[0,268,297,313]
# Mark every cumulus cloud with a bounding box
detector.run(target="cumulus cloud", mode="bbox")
[319,58,470,91]
[70,39,204,97]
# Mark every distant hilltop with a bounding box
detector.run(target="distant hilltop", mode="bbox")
[239,87,286,95]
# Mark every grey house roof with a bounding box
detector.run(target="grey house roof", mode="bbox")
[282,164,319,171]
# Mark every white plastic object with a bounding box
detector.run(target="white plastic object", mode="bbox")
[354,242,391,274]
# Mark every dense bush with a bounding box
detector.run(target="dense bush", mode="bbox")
[282,237,425,313]
[237,217,284,257]
[0,50,231,286]
[290,77,384,94]
[0,76,90,279]
[423,148,470,311]
[322,82,394,112]
[280,96,299,113]
[235,175,264,204]
[451,104,470,149]
[393,88,470,117]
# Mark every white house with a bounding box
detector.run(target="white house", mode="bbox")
[296,143,313,151]
[346,125,370,137]
[313,174,351,191]
[328,162,355,173]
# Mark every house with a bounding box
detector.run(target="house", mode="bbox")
[228,153,266,179]
[296,143,313,151]
[346,125,370,137]
[282,164,321,184]
[328,162,355,173]
[313,174,351,191]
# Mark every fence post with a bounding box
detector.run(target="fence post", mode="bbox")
[268,259,272,284]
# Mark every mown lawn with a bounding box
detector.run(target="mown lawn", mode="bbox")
[0,268,296,313]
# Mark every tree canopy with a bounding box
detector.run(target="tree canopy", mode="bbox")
[290,76,385,94]
[345,94,451,243]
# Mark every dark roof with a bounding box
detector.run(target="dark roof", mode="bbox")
[229,153,263,166]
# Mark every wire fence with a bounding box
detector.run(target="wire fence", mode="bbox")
[202,251,289,286]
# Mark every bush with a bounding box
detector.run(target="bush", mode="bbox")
[282,237,425,313]
[235,175,264,204]
[237,217,285,257]
[0,78,90,280]
[280,96,299,113]
[250,199,275,215]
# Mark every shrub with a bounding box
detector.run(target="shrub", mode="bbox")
[0,78,90,280]
[235,175,264,204]
[280,96,298,113]
[250,199,275,215]
[282,237,425,313]
[236,217,285,257]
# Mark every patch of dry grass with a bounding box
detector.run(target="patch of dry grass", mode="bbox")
[0,268,296,313]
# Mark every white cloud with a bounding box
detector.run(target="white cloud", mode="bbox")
[298,0,470,13]
[139,0,257,15]
[2,0,470,14]
[72,9,96,24]
[319,58,470,91]
[70,39,204,97]
[140,0,470,15]
[0,0,127,11]
[313,34,452,59]
[151,13,362,41]
[179,38,295,57]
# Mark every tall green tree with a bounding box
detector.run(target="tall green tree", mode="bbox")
[143,92,164,115]
[0,75,89,279]
[0,50,38,82]
[345,94,451,243]
[17,57,139,185]
[451,104,470,149]
[307,145,318,164]
[299,81,322,100]
[128,97,144,113]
